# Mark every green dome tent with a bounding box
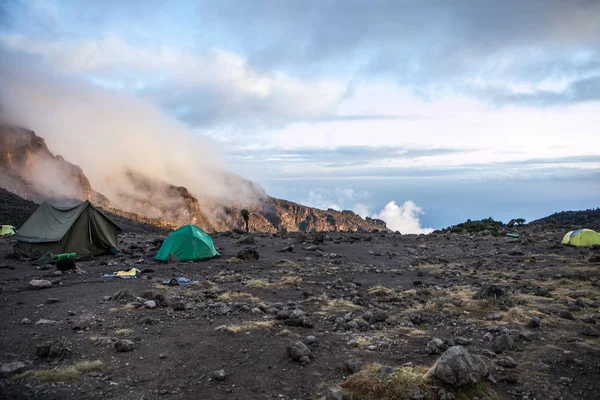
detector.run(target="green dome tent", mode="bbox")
[155,225,220,262]
[561,229,600,247]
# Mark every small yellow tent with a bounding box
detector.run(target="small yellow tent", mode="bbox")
[561,229,600,247]
[0,225,16,237]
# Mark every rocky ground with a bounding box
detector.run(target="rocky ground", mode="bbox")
[1,226,599,400]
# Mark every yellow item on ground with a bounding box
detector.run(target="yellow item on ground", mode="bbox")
[0,225,16,236]
[115,268,141,277]
[561,229,600,247]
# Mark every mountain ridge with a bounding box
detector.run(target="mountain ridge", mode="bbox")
[0,124,389,233]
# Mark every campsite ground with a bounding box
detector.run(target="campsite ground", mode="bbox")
[1,227,599,400]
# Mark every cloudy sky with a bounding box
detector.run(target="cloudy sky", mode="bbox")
[1,0,599,232]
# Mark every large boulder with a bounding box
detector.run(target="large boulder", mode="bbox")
[425,346,489,387]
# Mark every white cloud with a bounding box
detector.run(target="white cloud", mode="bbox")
[352,203,371,218]
[373,200,434,234]
[0,34,347,128]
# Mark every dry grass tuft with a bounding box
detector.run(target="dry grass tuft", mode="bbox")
[114,329,134,337]
[341,363,431,400]
[502,306,528,323]
[89,336,117,346]
[109,303,140,312]
[246,276,302,289]
[218,291,260,302]
[368,285,394,296]
[35,360,103,383]
[454,381,498,400]
[215,320,276,334]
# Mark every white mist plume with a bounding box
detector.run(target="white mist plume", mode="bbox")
[0,49,264,212]
[373,200,434,234]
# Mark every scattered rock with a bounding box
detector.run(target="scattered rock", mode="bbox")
[172,301,186,311]
[519,330,536,341]
[287,340,312,364]
[427,338,446,355]
[0,361,27,377]
[491,334,514,354]
[497,357,519,368]
[37,339,70,360]
[144,300,157,309]
[582,325,600,337]
[344,359,363,374]
[438,388,456,400]
[115,339,136,352]
[528,316,541,328]
[305,335,317,346]
[72,315,92,331]
[326,385,343,400]
[210,369,226,381]
[236,248,259,261]
[278,244,294,253]
[485,313,503,321]
[425,346,489,387]
[29,279,52,289]
[509,246,525,256]
[35,319,58,325]
[20,318,31,325]
[559,310,575,320]
[237,234,256,245]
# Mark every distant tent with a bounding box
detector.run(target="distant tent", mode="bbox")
[561,229,600,247]
[1,225,16,237]
[14,201,121,258]
[155,225,220,262]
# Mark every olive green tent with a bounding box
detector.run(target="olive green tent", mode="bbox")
[14,201,121,258]
[561,229,600,247]
[155,224,220,262]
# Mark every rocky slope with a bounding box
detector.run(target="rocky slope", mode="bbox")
[530,208,600,230]
[0,125,388,233]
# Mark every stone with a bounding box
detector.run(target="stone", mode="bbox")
[0,361,27,377]
[372,310,389,322]
[144,300,157,309]
[167,253,179,263]
[72,315,92,331]
[519,330,536,341]
[53,270,63,276]
[29,279,52,289]
[497,357,519,368]
[279,245,294,253]
[172,301,186,311]
[425,346,489,387]
[483,332,494,342]
[559,310,575,320]
[344,359,363,374]
[305,335,317,345]
[35,319,58,325]
[115,339,135,352]
[582,325,600,337]
[509,246,525,256]
[528,316,541,328]
[287,340,312,364]
[236,248,259,261]
[485,313,503,321]
[426,338,446,355]
[237,234,257,245]
[326,385,343,400]
[210,369,226,381]
[491,334,514,354]
[455,337,471,346]
[36,340,70,359]
[20,318,31,325]
[438,388,456,400]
